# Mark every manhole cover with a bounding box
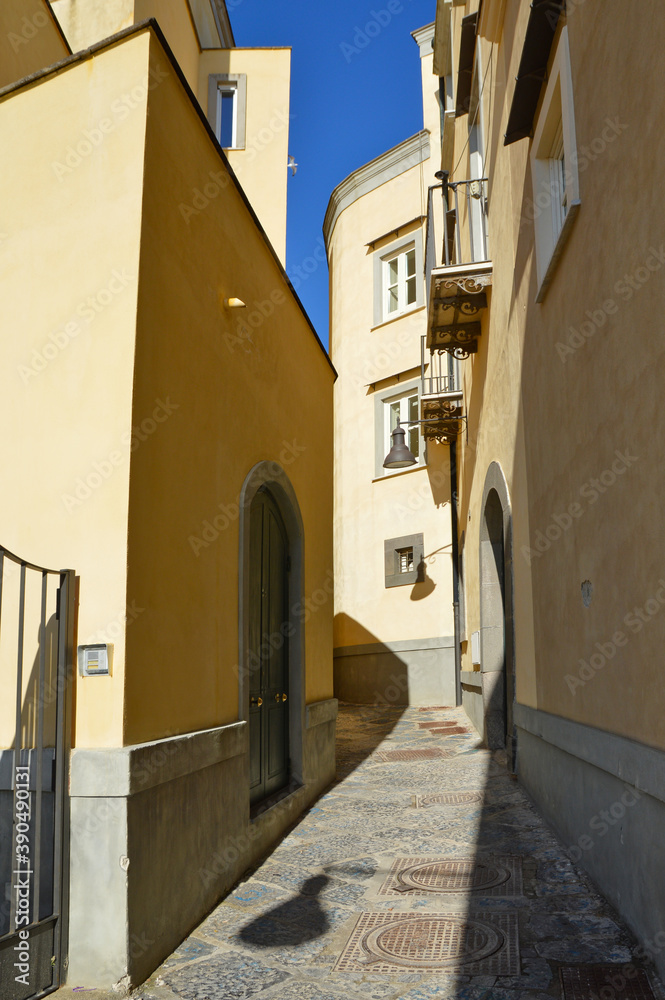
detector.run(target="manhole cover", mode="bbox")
[335,912,519,974]
[379,857,522,897]
[561,966,656,999]
[415,792,483,807]
[373,748,455,762]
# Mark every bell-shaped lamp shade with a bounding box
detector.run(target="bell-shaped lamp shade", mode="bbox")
[383,425,417,469]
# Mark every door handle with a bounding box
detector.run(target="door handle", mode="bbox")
[274,693,288,703]
[281,693,288,703]
[250,696,263,707]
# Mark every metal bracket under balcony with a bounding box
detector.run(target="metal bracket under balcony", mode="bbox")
[421,394,465,445]
[427,262,492,358]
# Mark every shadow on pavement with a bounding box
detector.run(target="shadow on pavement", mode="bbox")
[236,875,331,947]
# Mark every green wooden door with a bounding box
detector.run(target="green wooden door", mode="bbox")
[248,488,290,805]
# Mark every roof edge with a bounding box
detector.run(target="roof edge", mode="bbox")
[323,131,431,251]
[0,18,336,378]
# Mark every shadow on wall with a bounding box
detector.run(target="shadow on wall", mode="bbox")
[333,614,410,707]
[410,552,438,601]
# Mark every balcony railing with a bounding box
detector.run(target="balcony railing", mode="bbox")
[420,336,464,444]
[421,336,460,396]
[426,177,489,275]
[425,177,493,357]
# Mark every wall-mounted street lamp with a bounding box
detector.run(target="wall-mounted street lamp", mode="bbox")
[383,418,465,469]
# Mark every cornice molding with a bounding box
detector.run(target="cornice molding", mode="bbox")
[323,131,431,249]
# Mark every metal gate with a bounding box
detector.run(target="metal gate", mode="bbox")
[0,546,75,1000]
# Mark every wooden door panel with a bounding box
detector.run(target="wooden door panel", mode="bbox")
[249,489,290,807]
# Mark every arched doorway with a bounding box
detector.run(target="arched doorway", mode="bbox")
[239,463,305,809]
[247,488,290,804]
[479,464,515,762]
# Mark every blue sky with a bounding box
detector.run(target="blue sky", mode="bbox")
[228,0,436,347]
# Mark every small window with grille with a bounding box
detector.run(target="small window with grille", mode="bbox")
[397,547,414,574]
[385,534,424,588]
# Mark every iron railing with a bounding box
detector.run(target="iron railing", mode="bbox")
[426,177,490,274]
[421,336,461,396]
[0,544,75,999]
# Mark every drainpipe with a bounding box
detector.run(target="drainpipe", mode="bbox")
[450,439,462,707]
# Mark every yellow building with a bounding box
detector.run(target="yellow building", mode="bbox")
[420,0,665,977]
[0,0,335,991]
[325,23,461,710]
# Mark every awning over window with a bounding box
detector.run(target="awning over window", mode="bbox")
[455,12,478,117]
[504,0,565,145]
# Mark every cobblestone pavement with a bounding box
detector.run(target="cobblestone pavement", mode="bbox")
[136,705,664,1000]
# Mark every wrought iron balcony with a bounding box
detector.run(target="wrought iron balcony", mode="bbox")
[420,336,464,444]
[425,177,492,358]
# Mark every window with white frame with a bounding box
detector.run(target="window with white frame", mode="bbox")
[530,28,580,301]
[386,389,420,465]
[372,233,424,326]
[207,74,247,150]
[384,245,417,317]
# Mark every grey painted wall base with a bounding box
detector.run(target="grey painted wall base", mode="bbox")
[67,698,337,990]
[515,703,665,984]
[333,637,455,707]
[460,670,483,739]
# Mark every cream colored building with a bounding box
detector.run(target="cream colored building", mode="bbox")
[422,0,665,978]
[0,0,335,992]
[325,24,461,710]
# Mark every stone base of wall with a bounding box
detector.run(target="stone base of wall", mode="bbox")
[66,698,337,989]
[515,702,665,984]
[333,637,456,707]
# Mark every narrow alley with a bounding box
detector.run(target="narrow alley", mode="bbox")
[123,707,665,1000]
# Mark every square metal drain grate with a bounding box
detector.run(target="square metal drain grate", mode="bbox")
[378,857,522,896]
[414,792,484,808]
[373,748,456,762]
[335,911,519,975]
[561,966,656,999]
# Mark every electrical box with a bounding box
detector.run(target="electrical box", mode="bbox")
[78,644,112,677]
[471,630,481,666]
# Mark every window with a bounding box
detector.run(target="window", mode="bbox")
[217,85,237,149]
[372,232,424,326]
[384,534,424,588]
[207,74,247,150]
[387,390,420,464]
[548,120,567,239]
[374,379,426,478]
[397,547,415,574]
[530,28,580,301]
[384,245,417,317]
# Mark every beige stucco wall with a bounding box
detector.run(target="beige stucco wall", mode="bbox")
[49,0,135,51]
[329,157,455,658]
[198,48,291,262]
[0,0,69,90]
[452,0,665,750]
[122,32,332,744]
[0,32,151,749]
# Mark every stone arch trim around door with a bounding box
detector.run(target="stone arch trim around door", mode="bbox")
[238,462,305,792]
[478,462,516,761]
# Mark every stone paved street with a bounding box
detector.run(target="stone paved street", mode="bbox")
[132,705,665,1000]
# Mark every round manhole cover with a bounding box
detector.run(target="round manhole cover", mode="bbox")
[396,859,510,893]
[361,916,503,968]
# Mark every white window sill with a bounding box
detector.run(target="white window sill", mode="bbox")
[535,199,581,304]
